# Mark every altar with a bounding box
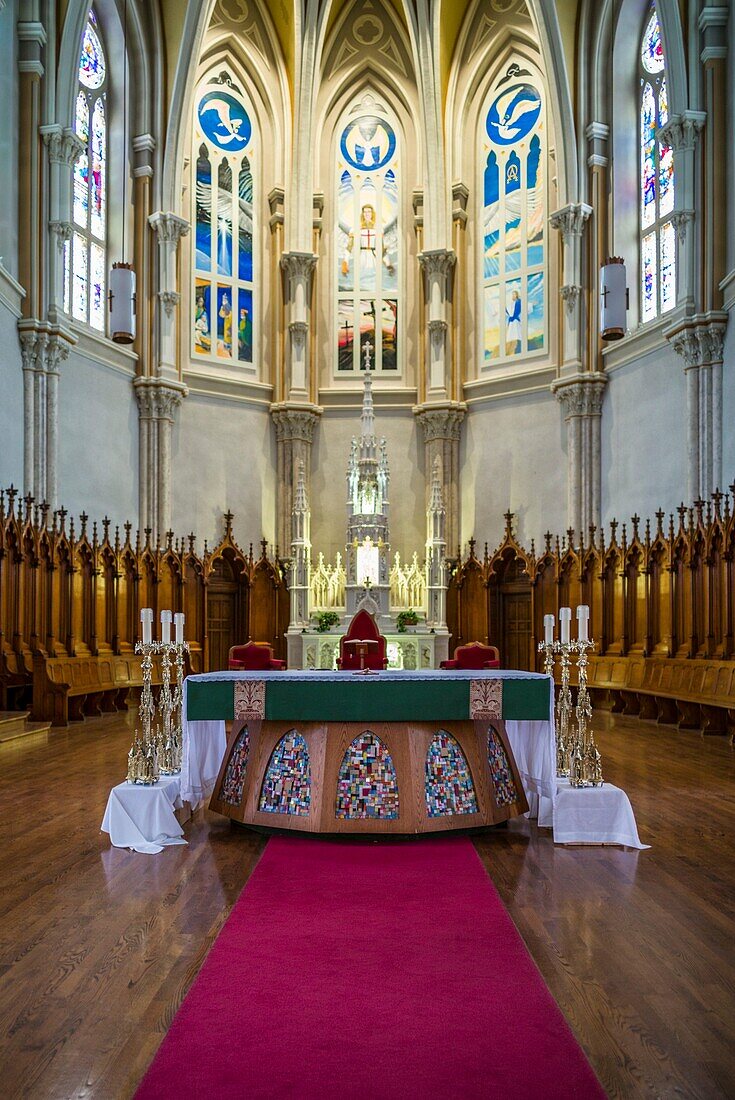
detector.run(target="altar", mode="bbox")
[182,669,556,835]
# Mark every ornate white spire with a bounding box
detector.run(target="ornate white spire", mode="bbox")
[294,459,308,514]
[429,455,445,514]
[359,342,376,459]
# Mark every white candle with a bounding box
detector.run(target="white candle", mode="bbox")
[577,604,589,642]
[140,607,153,645]
[543,614,555,645]
[559,607,571,645]
[174,612,185,645]
[160,609,172,644]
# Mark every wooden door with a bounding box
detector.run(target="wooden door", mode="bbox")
[501,592,532,670]
[207,589,238,671]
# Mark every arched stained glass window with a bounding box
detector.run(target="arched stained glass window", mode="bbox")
[336,105,400,374]
[192,74,255,367]
[64,8,107,331]
[481,72,545,366]
[639,5,675,322]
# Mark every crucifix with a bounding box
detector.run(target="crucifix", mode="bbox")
[362,339,373,371]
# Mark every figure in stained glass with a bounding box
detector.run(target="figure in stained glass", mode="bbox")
[66,8,107,331]
[638,5,675,320]
[335,106,400,373]
[481,67,545,365]
[192,76,255,366]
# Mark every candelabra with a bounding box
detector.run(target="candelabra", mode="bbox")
[171,641,189,772]
[156,641,180,775]
[538,638,567,777]
[127,640,159,784]
[568,637,604,788]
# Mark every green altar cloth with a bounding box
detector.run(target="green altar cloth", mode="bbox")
[185,670,552,723]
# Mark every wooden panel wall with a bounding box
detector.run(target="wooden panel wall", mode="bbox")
[446,497,735,675]
[0,492,289,707]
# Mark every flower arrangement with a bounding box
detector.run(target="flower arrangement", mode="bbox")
[315,610,340,633]
[396,609,420,633]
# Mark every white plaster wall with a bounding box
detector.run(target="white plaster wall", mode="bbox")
[171,396,275,550]
[0,1,18,278]
[0,302,23,489]
[58,353,138,524]
[601,343,687,523]
[462,394,565,551]
[310,409,425,563]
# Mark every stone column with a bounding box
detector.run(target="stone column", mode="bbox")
[549,203,592,373]
[268,188,285,400]
[271,405,321,555]
[657,112,706,311]
[413,404,466,555]
[451,183,469,404]
[40,125,83,320]
[133,377,187,540]
[149,211,190,383]
[18,331,37,495]
[665,313,727,499]
[17,17,45,321]
[417,249,455,397]
[32,333,47,499]
[552,377,607,538]
[281,252,317,398]
[585,122,609,373]
[44,333,72,511]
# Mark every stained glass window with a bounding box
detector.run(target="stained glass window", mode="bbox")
[336,109,400,373]
[192,76,255,367]
[65,8,107,331]
[481,74,545,366]
[639,5,675,321]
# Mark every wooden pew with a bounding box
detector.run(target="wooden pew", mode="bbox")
[586,656,735,736]
[32,653,165,727]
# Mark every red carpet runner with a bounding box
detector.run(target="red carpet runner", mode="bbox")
[137,837,604,1099]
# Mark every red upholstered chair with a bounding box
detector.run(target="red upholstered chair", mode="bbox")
[440,641,501,670]
[336,609,388,671]
[228,641,286,671]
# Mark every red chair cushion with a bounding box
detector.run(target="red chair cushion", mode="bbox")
[447,642,500,670]
[337,609,388,671]
[228,642,283,671]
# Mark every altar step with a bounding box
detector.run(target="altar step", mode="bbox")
[0,710,53,744]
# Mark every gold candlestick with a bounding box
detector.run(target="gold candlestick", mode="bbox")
[171,640,189,774]
[128,640,159,784]
[156,640,178,775]
[569,637,603,788]
[555,641,573,777]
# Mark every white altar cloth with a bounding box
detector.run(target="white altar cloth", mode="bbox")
[101,775,187,854]
[551,778,650,849]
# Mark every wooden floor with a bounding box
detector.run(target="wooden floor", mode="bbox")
[0,711,733,1099]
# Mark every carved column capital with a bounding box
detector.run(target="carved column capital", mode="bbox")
[280,251,318,281]
[40,124,84,166]
[417,248,456,279]
[49,221,72,251]
[158,290,180,317]
[552,376,607,418]
[149,211,190,245]
[133,377,188,421]
[657,111,706,152]
[413,403,466,442]
[549,203,593,242]
[271,403,322,443]
[665,311,728,369]
[560,285,582,314]
[670,209,695,242]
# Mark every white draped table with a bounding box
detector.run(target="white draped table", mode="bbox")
[101,775,188,854]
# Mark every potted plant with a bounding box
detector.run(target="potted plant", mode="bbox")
[396,609,420,633]
[315,610,340,633]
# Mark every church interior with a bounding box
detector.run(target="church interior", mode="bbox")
[1,0,734,1096]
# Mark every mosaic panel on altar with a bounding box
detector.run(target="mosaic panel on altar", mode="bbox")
[425,730,478,817]
[220,724,250,805]
[486,725,518,806]
[335,732,400,819]
[259,730,311,815]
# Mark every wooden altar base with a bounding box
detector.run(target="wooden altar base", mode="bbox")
[209,719,528,834]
